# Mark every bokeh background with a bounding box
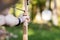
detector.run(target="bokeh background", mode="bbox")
[4,0,60,40]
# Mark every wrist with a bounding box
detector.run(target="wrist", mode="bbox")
[16,18,21,26]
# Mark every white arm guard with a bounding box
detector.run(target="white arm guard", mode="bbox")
[5,14,19,27]
[0,15,5,26]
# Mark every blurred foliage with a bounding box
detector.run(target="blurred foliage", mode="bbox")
[9,0,46,18]
[9,0,23,17]
[9,0,60,26]
[31,0,46,20]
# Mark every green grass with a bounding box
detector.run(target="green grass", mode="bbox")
[5,22,60,40]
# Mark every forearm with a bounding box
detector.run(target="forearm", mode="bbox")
[0,15,5,26]
[5,14,21,27]
[0,12,30,26]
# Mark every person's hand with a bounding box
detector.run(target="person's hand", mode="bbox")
[19,14,30,23]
